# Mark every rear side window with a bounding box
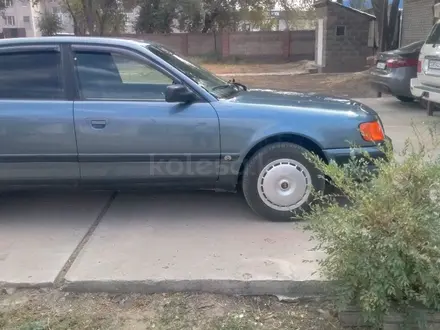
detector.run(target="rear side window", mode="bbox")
[426,23,440,45]
[0,50,64,100]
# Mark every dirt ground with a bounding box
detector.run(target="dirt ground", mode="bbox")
[202,61,376,99]
[202,60,313,75]
[0,289,348,330]
[235,72,376,99]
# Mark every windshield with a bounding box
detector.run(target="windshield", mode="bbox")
[146,44,237,98]
[426,23,440,45]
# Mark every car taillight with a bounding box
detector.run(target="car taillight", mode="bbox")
[417,60,422,73]
[359,121,385,142]
[386,58,418,68]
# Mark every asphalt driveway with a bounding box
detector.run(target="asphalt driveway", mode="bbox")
[0,97,438,295]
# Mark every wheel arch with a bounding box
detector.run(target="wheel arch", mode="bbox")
[236,133,328,186]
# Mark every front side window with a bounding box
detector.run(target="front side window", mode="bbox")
[145,44,238,99]
[0,50,64,100]
[74,50,173,101]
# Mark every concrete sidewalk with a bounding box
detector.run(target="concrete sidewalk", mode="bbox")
[0,192,111,287]
[63,192,324,295]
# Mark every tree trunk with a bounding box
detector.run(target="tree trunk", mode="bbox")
[81,0,95,35]
[202,12,219,33]
[372,0,401,51]
[387,0,400,50]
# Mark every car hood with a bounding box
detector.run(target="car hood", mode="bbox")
[224,89,378,116]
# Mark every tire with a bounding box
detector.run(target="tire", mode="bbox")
[242,142,325,222]
[396,96,414,103]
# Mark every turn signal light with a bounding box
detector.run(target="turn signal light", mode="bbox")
[359,121,385,142]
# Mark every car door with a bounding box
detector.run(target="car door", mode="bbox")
[71,44,221,187]
[0,44,79,185]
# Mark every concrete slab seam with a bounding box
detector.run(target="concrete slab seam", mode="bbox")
[53,192,118,288]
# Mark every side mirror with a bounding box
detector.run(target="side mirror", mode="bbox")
[165,84,196,103]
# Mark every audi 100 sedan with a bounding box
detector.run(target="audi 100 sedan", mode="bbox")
[0,37,390,222]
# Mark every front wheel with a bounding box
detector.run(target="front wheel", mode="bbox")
[242,142,325,222]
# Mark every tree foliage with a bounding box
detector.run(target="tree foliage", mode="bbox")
[278,0,316,30]
[37,10,63,36]
[135,0,176,33]
[135,0,277,33]
[35,0,315,34]
[33,0,137,35]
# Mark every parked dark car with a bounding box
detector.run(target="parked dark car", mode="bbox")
[370,40,424,102]
[0,36,391,222]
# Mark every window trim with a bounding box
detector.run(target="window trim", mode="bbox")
[0,44,68,101]
[70,44,205,102]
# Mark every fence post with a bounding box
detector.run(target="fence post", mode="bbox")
[221,32,230,59]
[181,33,189,56]
[283,30,291,60]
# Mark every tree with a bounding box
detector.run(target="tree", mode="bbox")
[279,0,316,30]
[200,0,275,32]
[239,8,277,31]
[176,0,203,33]
[33,0,136,35]
[372,0,400,51]
[37,11,63,36]
[134,0,276,33]
[135,0,177,33]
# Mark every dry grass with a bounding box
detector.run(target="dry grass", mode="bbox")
[0,289,347,330]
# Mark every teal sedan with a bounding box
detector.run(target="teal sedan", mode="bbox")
[0,36,390,221]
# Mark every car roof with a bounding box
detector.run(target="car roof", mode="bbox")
[0,36,156,48]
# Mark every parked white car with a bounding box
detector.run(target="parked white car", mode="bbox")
[411,20,440,106]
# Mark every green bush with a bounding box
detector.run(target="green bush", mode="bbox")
[304,124,440,328]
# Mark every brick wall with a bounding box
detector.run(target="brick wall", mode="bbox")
[121,31,315,60]
[290,30,316,60]
[402,0,434,46]
[228,32,284,57]
[188,34,216,56]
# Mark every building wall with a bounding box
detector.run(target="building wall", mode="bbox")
[0,0,36,37]
[316,2,374,73]
[402,0,434,45]
[0,0,74,37]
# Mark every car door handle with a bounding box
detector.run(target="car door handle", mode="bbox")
[90,120,107,129]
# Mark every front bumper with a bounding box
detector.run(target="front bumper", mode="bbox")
[411,77,440,103]
[323,136,392,171]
